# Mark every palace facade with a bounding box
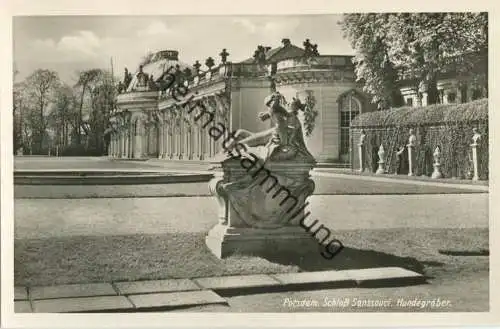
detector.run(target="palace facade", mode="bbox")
[109,39,487,164]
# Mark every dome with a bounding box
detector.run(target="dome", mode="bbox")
[126,50,192,92]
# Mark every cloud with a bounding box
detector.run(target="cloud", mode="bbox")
[58,31,101,56]
[231,17,301,44]
[30,30,102,62]
[137,21,174,37]
[232,18,258,34]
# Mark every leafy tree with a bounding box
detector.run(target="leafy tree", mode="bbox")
[340,14,404,110]
[340,13,488,109]
[23,69,60,152]
[74,69,104,144]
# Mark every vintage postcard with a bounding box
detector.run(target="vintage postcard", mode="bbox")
[1,0,499,327]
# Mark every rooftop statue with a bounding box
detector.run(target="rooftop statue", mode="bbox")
[123,67,132,89]
[136,65,148,87]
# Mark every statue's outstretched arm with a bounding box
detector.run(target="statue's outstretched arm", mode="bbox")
[238,128,275,147]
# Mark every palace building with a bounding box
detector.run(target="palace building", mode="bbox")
[109,38,487,165]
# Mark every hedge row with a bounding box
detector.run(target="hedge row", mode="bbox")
[350,99,488,180]
[351,98,488,128]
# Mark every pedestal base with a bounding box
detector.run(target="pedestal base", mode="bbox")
[431,165,442,179]
[205,224,322,259]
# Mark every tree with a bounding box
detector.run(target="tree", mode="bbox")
[13,82,23,153]
[74,69,103,145]
[340,13,488,109]
[340,14,404,110]
[87,71,117,154]
[49,84,78,150]
[23,69,60,152]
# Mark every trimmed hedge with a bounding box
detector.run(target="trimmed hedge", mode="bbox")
[350,99,488,180]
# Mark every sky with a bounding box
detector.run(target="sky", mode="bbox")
[13,15,354,84]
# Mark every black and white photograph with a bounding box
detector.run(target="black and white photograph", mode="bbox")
[1,2,498,327]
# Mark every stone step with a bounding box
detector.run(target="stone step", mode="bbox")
[32,296,134,313]
[29,283,117,300]
[127,290,227,311]
[114,278,201,295]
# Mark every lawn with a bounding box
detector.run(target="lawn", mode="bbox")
[15,227,489,289]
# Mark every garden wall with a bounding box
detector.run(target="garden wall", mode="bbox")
[350,98,488,180]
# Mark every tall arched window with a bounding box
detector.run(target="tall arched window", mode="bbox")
[339,92,362,160]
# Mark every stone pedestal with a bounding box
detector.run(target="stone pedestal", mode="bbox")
[205,158,318,259]
[206,225,321,258]
[471,128,481,181]
[357,130,366,172]
[358,144,365,172]
[407,129,417,176]
[471,143,479,181]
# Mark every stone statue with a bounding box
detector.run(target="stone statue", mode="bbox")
[123,68,132,89]
[433,146,441,164]
[408,128,417,147]
[472,128,481,145]
[193,61,201,76]
[136,65,148,87]
[117,81,124,94]
[148,74,157,91]
[219,48,229,64]
[358,129,366,146]
[206,92,318,258]
[253,45,267,65]
[224,91,315,164]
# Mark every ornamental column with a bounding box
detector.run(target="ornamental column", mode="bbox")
[121,129,126,158]
[158,112,165,159]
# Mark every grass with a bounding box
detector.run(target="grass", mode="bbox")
[15,227,489,288]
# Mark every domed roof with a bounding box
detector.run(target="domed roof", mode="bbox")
[126,50,192,92]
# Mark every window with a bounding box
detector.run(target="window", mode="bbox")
[460,86,468,103]
[438,90,445,104]
[472,89,483,100]
[339,93,361,156]
[406,98,413,107]
[447,92,456,103]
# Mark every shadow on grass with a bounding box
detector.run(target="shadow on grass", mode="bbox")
[254,245,442,275]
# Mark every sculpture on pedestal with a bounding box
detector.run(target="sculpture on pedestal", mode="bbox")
[431,146,443,179]
[407,128,417,176]
[193,61,201,76]
[376,144,386,174]
[136,65,148,88]
[206,92,318,258]
[219,48,230,64]
[123,67,132,89]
